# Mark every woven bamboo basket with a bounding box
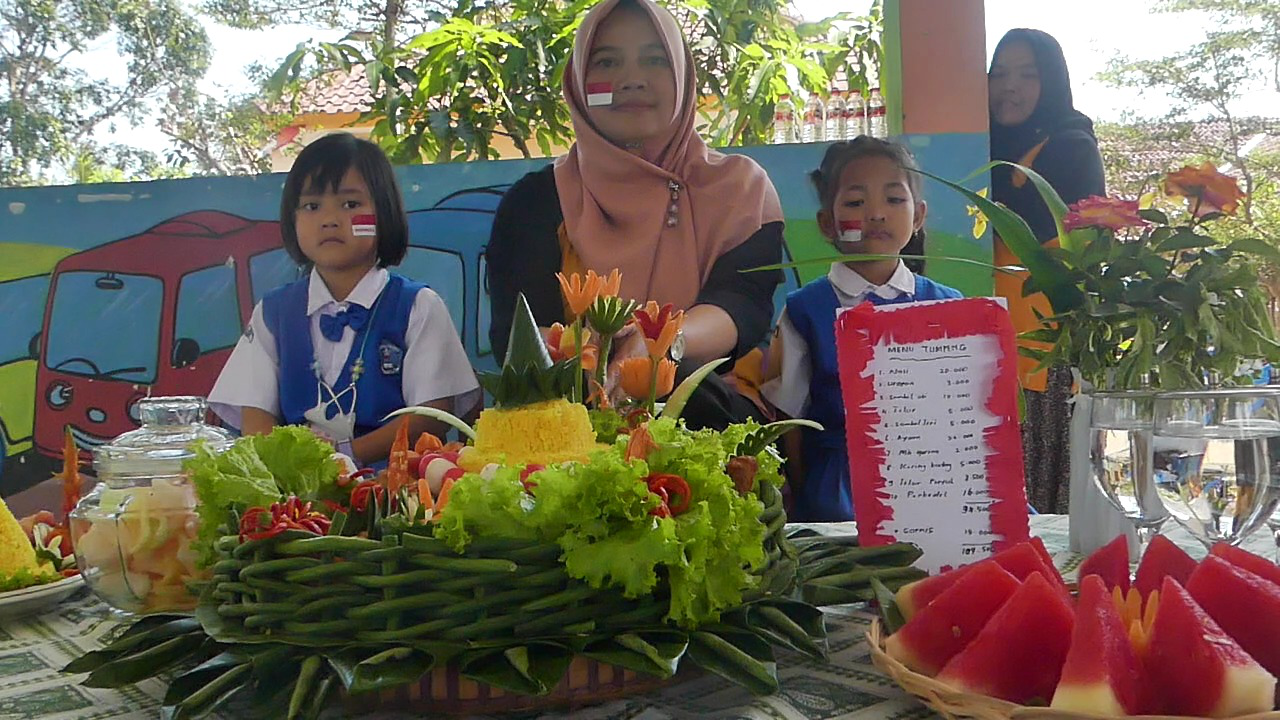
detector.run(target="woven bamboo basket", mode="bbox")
[203,482,790,713]
[866,619,1280,720]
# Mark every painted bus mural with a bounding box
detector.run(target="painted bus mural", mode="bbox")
[0,139,988,495]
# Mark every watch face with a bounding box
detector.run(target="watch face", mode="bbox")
[669,332,686,362]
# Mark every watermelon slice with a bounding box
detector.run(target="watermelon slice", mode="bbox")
[1029,535,1069,594]
[1144,577,1275,717]
[1050,575,1142,716]
[896,541,1066,620]
[1076,533,1130,593]
[885,560,1021,676]
[1187,554,1280,679]
[936,573,1075,705]
[1209,542,1280,589]
[1132,534,1196,599]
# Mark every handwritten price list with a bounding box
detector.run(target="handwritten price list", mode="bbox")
[865,335,1002,572]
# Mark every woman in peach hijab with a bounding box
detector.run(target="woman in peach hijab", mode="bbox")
[487,0,785,427]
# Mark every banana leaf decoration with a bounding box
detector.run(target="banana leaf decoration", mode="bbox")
[478,292,578,408]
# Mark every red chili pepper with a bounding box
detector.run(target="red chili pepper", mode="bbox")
[518,464,544,493]
[349,480,388,513]
[239,498,332,541]
[645,474,691,516]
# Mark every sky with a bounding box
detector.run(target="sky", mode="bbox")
[94,0,1280,157]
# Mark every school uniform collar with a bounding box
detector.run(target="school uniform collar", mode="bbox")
[306,267,388,316]
[828,260,915,302]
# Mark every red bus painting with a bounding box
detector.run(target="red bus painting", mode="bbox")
[31,211,299,458]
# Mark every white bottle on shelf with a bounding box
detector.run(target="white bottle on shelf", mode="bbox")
[801,92,824,143]
[848,89,867,139]
[772,94,794,144]
[868,87,887,138]
[825,90,846,144]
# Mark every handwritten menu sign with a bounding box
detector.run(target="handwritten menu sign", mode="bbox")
[836,298,1029,573]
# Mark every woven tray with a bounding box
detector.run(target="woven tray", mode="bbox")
[866,619,1280,720]
[351,656,691,715]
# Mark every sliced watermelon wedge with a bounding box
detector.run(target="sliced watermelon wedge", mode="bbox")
[1144,577,1275,717]
[1050,575,1142,716]
[1029,535,1070,594]
[885,560,1021,676]
[896,541,1067,620]
[936,573,1075,705]
[1076,533,1130,593]
[1209,542,1280,589]
[1187,554,1280,679]
[1132,534,1196,599]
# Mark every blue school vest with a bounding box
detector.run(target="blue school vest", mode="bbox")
[785,274,963,522]
[262,273,424,440]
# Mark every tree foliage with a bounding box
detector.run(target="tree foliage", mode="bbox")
[269,0,882,163]
[0,0,212,185]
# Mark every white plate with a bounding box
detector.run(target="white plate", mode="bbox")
[0,575,85,623]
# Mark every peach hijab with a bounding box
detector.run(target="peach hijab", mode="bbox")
[553,0,784,309]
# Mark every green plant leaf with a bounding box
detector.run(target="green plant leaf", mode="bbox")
[582,631,688,678]
[459,643,574,696]
[916,168,1083,313]
[870,576,907,634]
[734,419,824,457]
[1155,228,1216,253]
[1224,238,1280,263]
[344,647,437,695]
[687,629,778,695]
[985,161,1073,252]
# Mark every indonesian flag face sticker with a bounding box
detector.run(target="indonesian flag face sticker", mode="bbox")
[838,219,863,246]
[351,214,377,237]
[586,82,614,107]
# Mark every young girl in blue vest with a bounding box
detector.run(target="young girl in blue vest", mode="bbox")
[763,137,962,522]
[209,133,480,466]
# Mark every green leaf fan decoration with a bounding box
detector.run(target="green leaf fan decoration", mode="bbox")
[478,293,577,408]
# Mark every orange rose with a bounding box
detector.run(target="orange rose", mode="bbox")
[1163,162,1245,216]
[556,271,603,318]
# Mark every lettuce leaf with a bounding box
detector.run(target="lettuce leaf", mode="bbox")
[249,426,341,503]
[433,416,777,627]
[186,426,340,566]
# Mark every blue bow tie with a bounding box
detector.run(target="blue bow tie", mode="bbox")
[319,304,370,342]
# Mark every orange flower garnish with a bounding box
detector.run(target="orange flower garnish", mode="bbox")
[632,301,684,360]
[556,271,603,318]
[414,431,443,455]
[546,322,598,371]
[1163,162,1245,216]
[625,423,659,462]
[1113,585,1159,656]
[61,426,82,518]
[654,357,676,398]
[598,268,622,298]
[619,357,655,400]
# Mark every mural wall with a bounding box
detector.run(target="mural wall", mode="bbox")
[0,141,989,495]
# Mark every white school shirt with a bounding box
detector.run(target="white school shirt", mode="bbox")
[208,267,481,434]
[762,261,916,419]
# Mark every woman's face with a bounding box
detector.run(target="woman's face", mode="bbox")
[583,6,678,148]
[989,40,1041,127]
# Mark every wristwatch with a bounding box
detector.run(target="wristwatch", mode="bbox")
[668,328,686,363]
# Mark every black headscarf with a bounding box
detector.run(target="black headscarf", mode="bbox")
[989,29,1103,240]
[989,29,1095,162]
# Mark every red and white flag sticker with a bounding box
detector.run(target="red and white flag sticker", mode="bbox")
[586,82,613,107]
[351,214,377,237]
[838,219,863,244]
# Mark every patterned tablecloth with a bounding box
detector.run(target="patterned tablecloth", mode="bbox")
[1,516,1274,720]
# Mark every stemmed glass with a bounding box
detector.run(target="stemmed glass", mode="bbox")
[1088,390,1168,556]
[1152,388,1280,549]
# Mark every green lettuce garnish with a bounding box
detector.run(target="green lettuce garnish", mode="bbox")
[0,566,59,593]
[434,417,774,628]
[186,426,340,566]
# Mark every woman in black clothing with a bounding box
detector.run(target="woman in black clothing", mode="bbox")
[486,0,784,428]
[989,28,1106,512]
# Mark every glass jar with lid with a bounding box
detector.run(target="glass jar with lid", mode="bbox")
[70,396,233,614]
